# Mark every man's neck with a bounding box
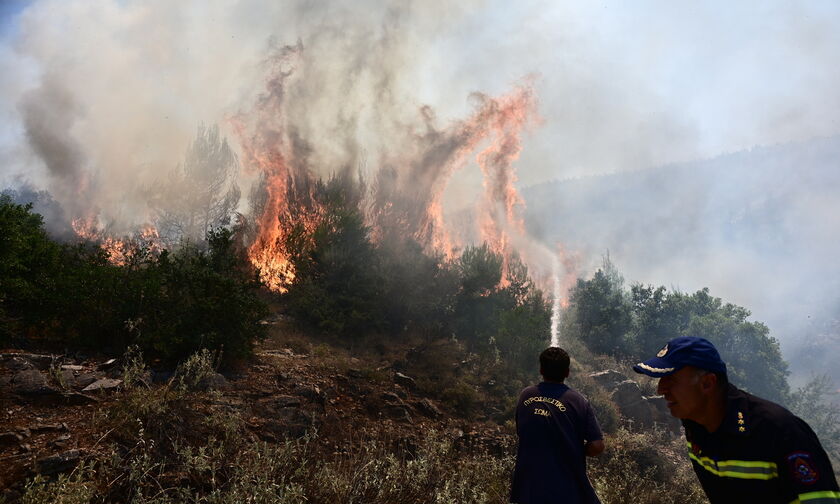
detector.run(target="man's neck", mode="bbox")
[542,378,565,385]
[696,389,727,432]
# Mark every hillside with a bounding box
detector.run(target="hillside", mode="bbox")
[522,136,840,385]
[0,322,704,503]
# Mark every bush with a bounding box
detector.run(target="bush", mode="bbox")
[441,380,481,418]
[589,428,706,504]
[0,195,268,364]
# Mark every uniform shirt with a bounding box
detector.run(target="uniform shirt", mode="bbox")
[510,382,603,504]
[683,384,840,504]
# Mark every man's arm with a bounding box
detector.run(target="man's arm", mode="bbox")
[585,439,605,457]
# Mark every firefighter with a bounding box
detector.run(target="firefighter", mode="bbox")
[633,336,840,503]
[510,347,605,504]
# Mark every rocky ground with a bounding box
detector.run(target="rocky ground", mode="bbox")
[0,344,513,500]
[0,327,687,502]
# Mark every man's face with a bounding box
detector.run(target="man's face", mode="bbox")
[656,366,706,421]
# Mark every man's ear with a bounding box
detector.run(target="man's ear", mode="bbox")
[700,372,718,393]
[564,368,570,379]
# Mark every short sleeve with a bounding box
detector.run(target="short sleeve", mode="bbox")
[583,400,603,442]
[775,418,840,503]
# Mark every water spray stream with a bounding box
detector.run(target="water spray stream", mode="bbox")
[550,253,562,347]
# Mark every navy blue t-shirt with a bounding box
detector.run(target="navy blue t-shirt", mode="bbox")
[510,382,603,504]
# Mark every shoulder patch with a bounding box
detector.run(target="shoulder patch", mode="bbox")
[787,451,819,485]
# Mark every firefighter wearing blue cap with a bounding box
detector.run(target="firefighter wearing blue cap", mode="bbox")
[634,336,839,504]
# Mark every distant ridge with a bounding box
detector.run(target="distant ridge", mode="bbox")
[522,135,840,385]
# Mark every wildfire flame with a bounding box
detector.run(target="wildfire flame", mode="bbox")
[68,41,569,309]
[233,41,541,293]
[71,214,163,266]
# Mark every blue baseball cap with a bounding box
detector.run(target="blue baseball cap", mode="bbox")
[633,336,727,377]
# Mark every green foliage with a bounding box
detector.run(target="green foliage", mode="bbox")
[568,256,632,356]
[566,257,790,403]
[453,246,551,375]
[0,195,62,346]
[0,196,267,364]
[134,229,269,364]
[789,374,840,465]
[441,380,481,418]
[285,176,386,337]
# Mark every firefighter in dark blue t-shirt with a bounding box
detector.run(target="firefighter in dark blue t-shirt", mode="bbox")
[511,347,605,504]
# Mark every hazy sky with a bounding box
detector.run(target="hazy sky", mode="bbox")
[3,1,840,187]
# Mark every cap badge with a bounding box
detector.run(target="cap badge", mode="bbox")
[657,345,669,358]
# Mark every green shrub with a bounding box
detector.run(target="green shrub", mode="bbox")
[441,380,480,418]
[0,194,268,365]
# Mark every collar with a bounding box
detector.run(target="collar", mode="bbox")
[683,384,752,436]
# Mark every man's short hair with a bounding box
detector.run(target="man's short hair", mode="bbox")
[540,347,570,382]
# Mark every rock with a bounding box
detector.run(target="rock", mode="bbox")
[413,398,443,419]
[644,395,682,434]
[393,388,408,400]
[198,373,228,391]
[60,365,84,372]
[11,369,57,395]
[0,353,56,370]
[253,395,303,418]
[82,378,122,392]
[50,434,72,449]
[31,423,68,433]
[394,372,416,391]
[293,385,322,402]
[610,380,654,429]
[589,370,629,389]
[62,392,99,405]
[3,356,34,372]
[380,391,403,404]
[73,373,99,389]
[35,449,82,476]
[269,395,303,408]
[97,358,118,371]
[152,370,175,384]
[381,404,412,423]
[347,368,364,379]
[0,431,22,448]
[261,408,313,439]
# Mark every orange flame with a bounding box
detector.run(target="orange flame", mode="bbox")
[71,213,163,266]
[232,42,326,292]
[236,43,540,293]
